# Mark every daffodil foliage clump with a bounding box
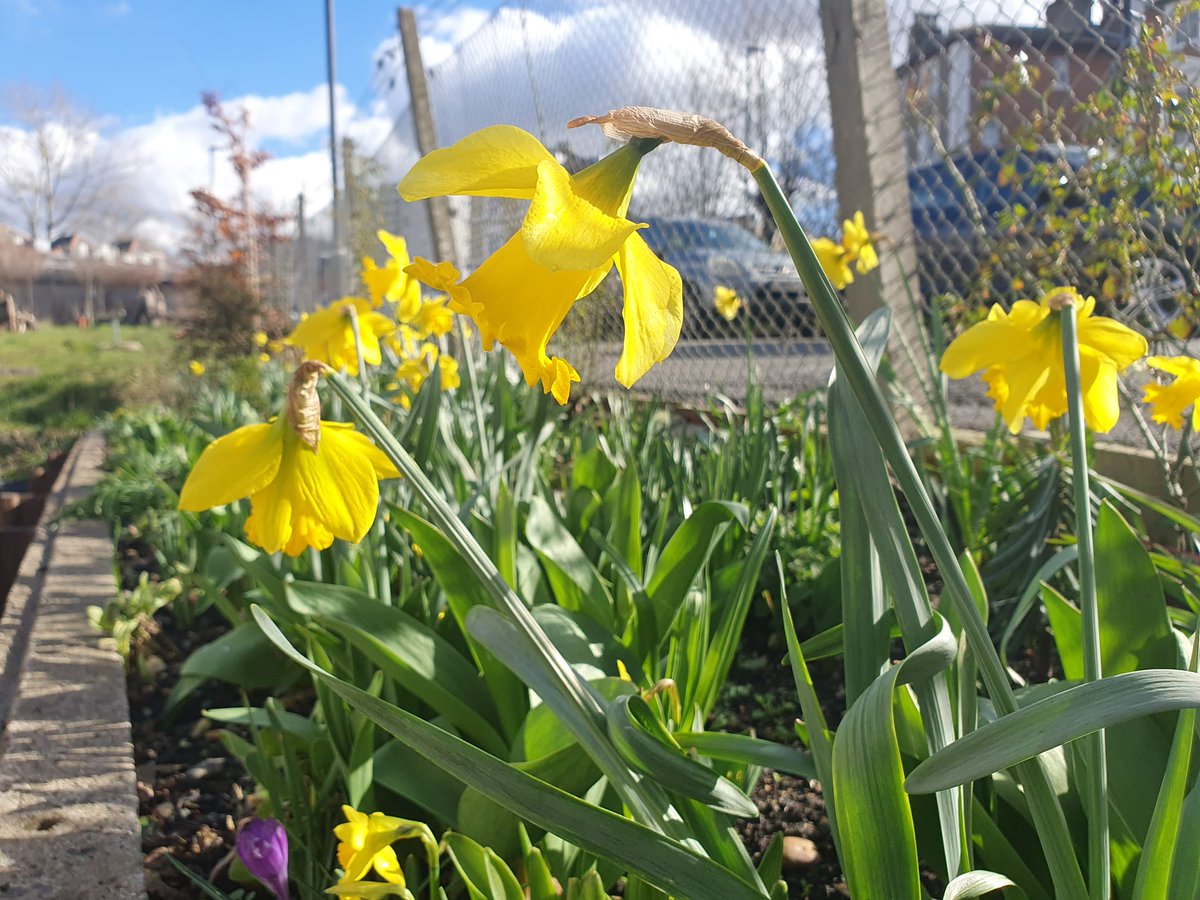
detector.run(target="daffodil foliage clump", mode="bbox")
[127,106,1200,900]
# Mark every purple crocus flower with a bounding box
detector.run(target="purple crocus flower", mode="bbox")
[236,817,290,900]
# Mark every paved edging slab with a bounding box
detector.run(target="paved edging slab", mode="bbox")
[0,430,145,898]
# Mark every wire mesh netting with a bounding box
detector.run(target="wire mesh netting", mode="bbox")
[300,0,1200,437]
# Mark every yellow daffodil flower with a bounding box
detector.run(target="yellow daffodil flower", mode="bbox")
[438,354,460,390]
[398,125,682,404]
[254,331,269,347]
[178,362,399,555]
[189,360,206,376]
[1144,356,1200,429]
[284,297,395,372]
[361,230,422,320]
[842,211,878,275]
[714,285,742,321]
[334,807,408,886]
[813,211,878,290]
[410,296,454,338]
[940,287,1147,434]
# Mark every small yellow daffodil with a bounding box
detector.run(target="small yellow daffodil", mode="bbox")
[284,297,395,372]
[326,881,412,898]
[362,230,422,320]
[842,211,878,275]
[410,296,454,338]
[399,125,683,404]
[254,331,269,347]
[940,287,1147,434]
[813,211,879,290]
[334,807,408,886]
[178,362,399,555]
[714,285,742,321]
[189,360,206,376]
[1144,356,1200,429]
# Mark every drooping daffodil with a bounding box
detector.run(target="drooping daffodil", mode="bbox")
[714,285,742,321]
[178,362,399,555]
[284,297,395,372]
[398,125,682,404]
[940,286,1147,434]
[1143,355,1200,429]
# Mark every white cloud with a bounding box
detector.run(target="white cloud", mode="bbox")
[0,84,392,254]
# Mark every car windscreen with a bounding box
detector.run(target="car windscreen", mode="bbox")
[645,220,766,254]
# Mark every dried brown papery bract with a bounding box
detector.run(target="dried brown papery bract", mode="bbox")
[567,106,764,171]
[287,359,326,450]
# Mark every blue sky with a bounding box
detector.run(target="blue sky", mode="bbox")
[0,1,414,133]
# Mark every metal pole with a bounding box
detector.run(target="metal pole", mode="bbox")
[324,0,343,296]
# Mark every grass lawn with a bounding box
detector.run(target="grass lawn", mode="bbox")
[0,324,180,483]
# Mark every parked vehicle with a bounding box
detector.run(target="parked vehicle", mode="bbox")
[908,146,1200,332]
[639,216,813,337]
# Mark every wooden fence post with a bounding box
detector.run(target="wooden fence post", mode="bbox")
[820,0,930,421]
[397,7,457,263]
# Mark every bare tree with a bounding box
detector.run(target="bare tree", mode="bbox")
[0,84,133,243]
[0,238,45,312]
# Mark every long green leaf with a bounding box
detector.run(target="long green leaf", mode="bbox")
[907,670,1200,793]
[1132,635,1199,900]
[606,695,759,819]
[251,606,768,900]
[286,580,507,756]
[833,616,957,899]
[645,501,747,638]
[674,732,815,779]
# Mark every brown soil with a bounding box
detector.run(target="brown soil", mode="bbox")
[128,604,256,899]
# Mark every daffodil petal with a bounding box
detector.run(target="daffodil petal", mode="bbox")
[939,317,1040,378]
[245,462,302,555]
[812,238,852,290]
[1147,355,1200,378]
[522,160,641,272]
[323,421,401,480]
[1000,360,1052,434]
[397,125,554,201]
[1077,315,1147,368]
[614,232,683,387]
[1080,352,1121,433]
[296,425,383,545]
[179,422,282,511]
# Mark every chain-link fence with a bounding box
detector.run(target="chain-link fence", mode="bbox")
[295,0,1200,430]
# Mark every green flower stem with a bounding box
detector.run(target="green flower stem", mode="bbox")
[347,306,386,603]
[1060,307,1110,900]
[751,163,1088,899]
[324,370,689,845]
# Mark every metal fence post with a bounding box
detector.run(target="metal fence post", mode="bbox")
[820,0,930,422]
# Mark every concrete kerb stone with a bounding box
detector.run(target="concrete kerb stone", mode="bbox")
[0,430,145,898]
